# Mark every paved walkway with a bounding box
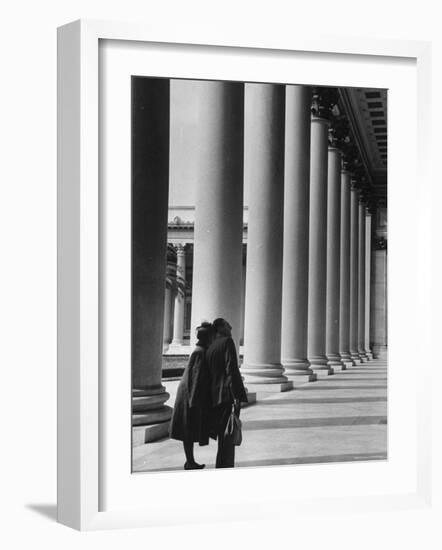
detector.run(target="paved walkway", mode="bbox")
[132,359,387,472]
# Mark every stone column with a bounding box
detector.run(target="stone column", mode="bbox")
[371,206,388,359]
[325,146,345,369]
[281,85,316,384]
[307,116,333,375]
[162,285,173,352]
[364,211,374,359]
[132,77,172,445]
[349,184,361,364]
[170,244,186,348]
[372,244,388,358]
[358,200,369,362]
[339,170,353,366]
[239,248,246,347]
[188,80,244,350]
[242,83,292,392]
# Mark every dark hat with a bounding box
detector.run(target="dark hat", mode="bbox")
[212,318,227,331]
[196,322,213,344]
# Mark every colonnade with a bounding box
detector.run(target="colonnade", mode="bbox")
[132,78,385,445]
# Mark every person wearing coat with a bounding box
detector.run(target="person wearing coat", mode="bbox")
[169,322,214,470]
[206,318,248,468]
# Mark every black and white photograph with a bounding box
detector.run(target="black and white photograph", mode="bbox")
[131,78,388,473]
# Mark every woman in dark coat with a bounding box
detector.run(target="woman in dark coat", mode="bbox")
[169,322,213,470]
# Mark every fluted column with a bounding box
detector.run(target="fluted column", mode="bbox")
[307,116,333,375]
[339,170,353,366]
[364,211,374,359]
[189,80,244,349]
[325,146,345,369]
[358,200,369,361]
[132,77,172,444]
[242,83,292,392]
[349,184,361,364]
[281,85,316,384]
[170,244,186,348]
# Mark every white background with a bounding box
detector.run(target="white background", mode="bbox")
[101,39,418,513]
[1,0,441,548]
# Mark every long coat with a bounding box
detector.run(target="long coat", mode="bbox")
[169,345,210,445]
[205,336,248,440]
[206,336,248,407]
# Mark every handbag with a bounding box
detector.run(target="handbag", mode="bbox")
[224,402,242,446]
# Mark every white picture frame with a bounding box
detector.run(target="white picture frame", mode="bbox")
[57,19,433,531]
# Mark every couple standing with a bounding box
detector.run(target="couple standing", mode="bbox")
[169,318,248,470]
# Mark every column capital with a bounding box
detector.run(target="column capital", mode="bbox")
[311,115,330,127]
[311,87,339,120]
[341,153,353,175]
[175,242,186,256]
[373,236,387,250]
[341,151,359,173]
[328,125,343,151]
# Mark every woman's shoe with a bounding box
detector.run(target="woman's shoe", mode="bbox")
[184,461,206,470]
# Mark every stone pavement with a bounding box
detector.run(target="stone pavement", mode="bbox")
[132,359,387,472]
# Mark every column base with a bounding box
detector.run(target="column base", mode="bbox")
[326,353,347,370]
[328,362,346,371]
[282,358,315,378]
[132,422,171,447]
[245,381,294,393]
[242,392,257,407]
[308,355,334,376]
[132,392,172,412]
[312,367,334,377]
[338,351,354,368]
[350,352,362,365]
[132,386,172,443]
[132,405,173,426]
[242,362,290,387]
[285,372,317,385]
[339,351,353,363]
[365,351,374,360]
[372,345,388,359]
